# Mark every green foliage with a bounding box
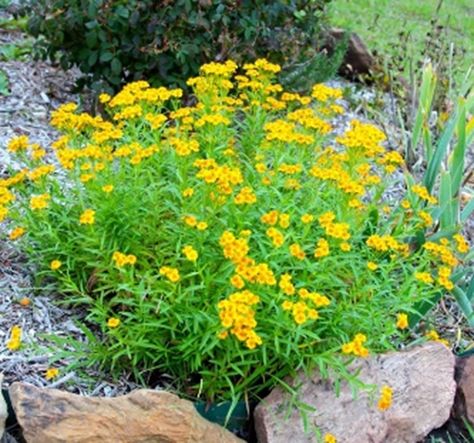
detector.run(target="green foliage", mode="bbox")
[410,64,474,326]
[23,0,336,92]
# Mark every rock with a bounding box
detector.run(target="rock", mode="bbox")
[254,342,455,443]
[1,375,7,440]
[453,356,474,426]
[326,28,375,77]
[9,383,243,443]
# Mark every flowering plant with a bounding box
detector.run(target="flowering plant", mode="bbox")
[1,59,471,406]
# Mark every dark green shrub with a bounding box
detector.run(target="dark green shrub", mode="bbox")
[23,0,336,91]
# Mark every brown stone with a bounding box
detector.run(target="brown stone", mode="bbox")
[9,383,243,443]
[326,27,375,77]
[453,356,474,426]
[254,342,455,443]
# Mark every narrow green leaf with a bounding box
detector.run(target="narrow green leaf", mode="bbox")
[423,114,457,193]
[452,286,474,327]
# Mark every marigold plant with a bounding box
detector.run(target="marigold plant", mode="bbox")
[1,59,471,405]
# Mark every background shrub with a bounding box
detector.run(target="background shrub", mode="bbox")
[24,0,337,91]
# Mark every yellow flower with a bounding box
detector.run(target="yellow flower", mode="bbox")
[160,266,180,283]
[6,325,22,351]
[196,221,208,230]
[367,261,378,271]
[9,227,26,240]
[426,329,449,347]
[79,209,95,225]
[230,274,245,289]
[107,317,121,328]
[396,313,408,330]
[45,368,59,380]
[324,434,337,443]
[182,245,198,262]
[99,93,111,103]
[301,213,314,224]
[377,385,393,411]
[182,187,194,197]
[102,184,114,193]
[50,260,62,270]
[30,193,50,210]
[112,252,137,267]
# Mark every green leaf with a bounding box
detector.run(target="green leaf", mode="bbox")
[100,51,114,62]
[111,58,122,75]
[423,114,457,193]
[452,286,474,327]
[461,197,474,223]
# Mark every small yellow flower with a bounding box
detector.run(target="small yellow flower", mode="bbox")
[182,245,198,262]
[377,385,393,411]
[9,227,26,240]
[324,434,337,443]
[50,260,62,270]
[301,213,314,224]
[102,184,114,193]
[45,368,59,380]
[367,261,378,271]
[6,325,22,351]
[196,221,208,230]
[99,93,111,103]
[79,209,95,225]
[396,313,408,330]
[107,317,121,328]
[182,187,194,197]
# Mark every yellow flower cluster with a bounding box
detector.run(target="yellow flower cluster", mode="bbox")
[437,266,454,291]
[234,186,257,205]
[453,234,469,253]
[289,243,306,260]
[182,245,198,262]
[266,227,285,247]
[342,333,369,357]
[318,211,351,241]
[412,184,437,205]
[415,272,434,284]
[336,120,386,157]
[218,290,262,349]
[423,241,458,267]
[282,288,330,325]
[366,234,406,254]
[7,135,29,152]
[159,266,180,283]
[112,251,137,267]
[311,84,343,102]
[314,238,330,258]
[79,209,95,225]
[30,193,50,210]
[194,158,243,195]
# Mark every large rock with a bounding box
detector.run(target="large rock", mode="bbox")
[453,356,474,425]
[255,342,455,443]
[9,383,243,443]
[326,28,375,77]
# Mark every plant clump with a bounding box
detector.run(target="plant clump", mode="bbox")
[1,59,470,405]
